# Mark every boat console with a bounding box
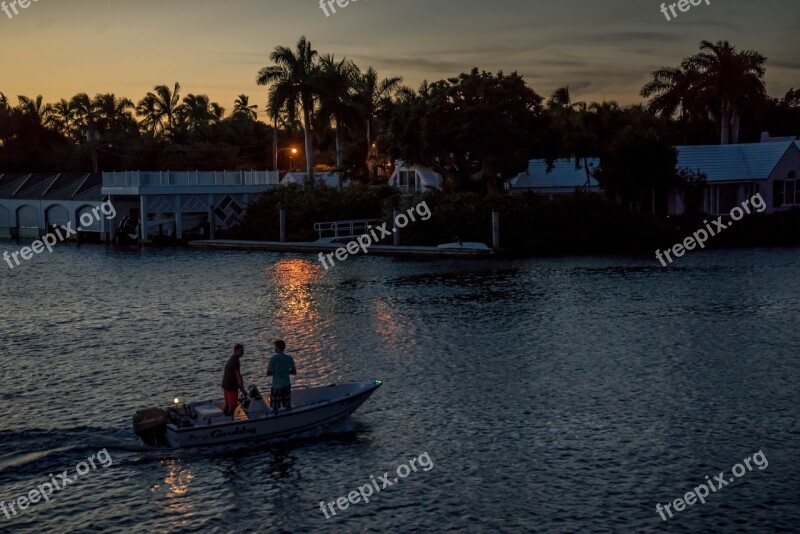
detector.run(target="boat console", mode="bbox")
[194,404,228,425]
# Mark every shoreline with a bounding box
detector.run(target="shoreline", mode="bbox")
[188,239,496,258]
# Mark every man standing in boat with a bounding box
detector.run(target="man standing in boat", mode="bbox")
[267,340,296,413]
[222,344,248,416]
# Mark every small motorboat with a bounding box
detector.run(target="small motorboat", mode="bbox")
[133,380,382,448]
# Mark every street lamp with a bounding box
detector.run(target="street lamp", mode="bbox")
[277,148,298,172]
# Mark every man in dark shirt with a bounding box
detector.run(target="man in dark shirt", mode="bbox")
[221,344,247,416]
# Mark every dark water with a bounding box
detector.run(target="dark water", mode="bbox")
[0,244,798,533]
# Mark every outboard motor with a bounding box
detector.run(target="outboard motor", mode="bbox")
[133,407,168,445]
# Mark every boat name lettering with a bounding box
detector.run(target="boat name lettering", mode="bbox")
[210,426,257,439]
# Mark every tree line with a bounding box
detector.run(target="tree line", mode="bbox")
[0,37,797,207]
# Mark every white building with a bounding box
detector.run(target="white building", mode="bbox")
[670,140,800,215]
[507,141,800,216]
[0,173,109,240]
[508,158,601,198]
[387,165,442,193]
[102,170,279,241]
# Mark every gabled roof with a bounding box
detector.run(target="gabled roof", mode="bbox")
[0,174,32,198]
[415,168,442,189]
[675,141,796,182]
[14,173,60,198]
[513,158,600,190]
[41,173,92,200]
[0,173,102,200]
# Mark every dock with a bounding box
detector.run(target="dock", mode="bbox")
[188,239,495,258]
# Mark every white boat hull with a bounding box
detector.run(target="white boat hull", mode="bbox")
[157,381,381,448]
[437,241,491,250]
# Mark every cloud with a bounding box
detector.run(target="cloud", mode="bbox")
[349,55,465,73]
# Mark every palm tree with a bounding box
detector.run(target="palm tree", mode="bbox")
[642,40,766,144]
[136,93,160,137]
[640,66,700,121]
[257,36,319,182]
[232,94,258,121]
[137,82,182,138]
[548,86,573,111]
[353,67,402,174]
[0,93,10,141]
[586,101,624,155]
[93,93,135,135]
[210,102,225,125]
[683,40,766,144]
[70,93,98,140]
[16,95,52,126]
[546,86,595,178]
[316,54,359,169]
[181,93,215,132]
[47,98,75,137]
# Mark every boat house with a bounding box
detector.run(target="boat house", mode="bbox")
[102,170,279,241]
[0,173,108,240]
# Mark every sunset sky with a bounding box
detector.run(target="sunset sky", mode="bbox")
[0,0,797,115]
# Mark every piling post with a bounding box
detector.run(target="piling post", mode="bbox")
[279,206,287,243]
[107,195,115,244]
[209,206,216,240]
[392,209,400,246]
[492,209,500,250]
[140,195,147,244]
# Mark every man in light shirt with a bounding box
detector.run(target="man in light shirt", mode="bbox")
[267,340,297,413]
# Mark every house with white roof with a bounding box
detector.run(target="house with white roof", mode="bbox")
[507,158,601,198]
[670,140,800,215]
[507,140,800,216]
[387,165,442,193]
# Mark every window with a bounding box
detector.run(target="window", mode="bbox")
[719,185,738,213]
[790,172,800,205]
[399,171,416,190]
[774,180,784,208]
[786,179,796,206]
[742,183,760,199]
[775,172,799,207]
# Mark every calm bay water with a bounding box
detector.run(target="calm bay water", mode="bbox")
[0,245,798,533]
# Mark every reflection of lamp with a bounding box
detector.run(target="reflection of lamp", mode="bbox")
[161,458,194,498]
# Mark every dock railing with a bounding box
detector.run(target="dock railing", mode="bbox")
[103,170,281,188]
[313,219,385,242]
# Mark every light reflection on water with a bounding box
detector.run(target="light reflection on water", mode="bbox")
[0,245,798,532]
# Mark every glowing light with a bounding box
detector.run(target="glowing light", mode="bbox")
[174,398,180,405]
